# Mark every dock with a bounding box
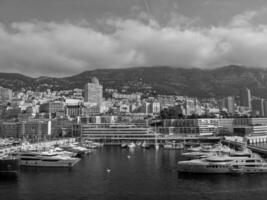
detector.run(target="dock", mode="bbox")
[222,139,267,156]
[83,135,221,145]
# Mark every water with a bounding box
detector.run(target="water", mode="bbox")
[1,147,267,200]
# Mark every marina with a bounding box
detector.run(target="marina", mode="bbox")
[1,146,267,200]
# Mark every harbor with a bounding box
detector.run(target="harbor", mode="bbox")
[1,146,267,200]
[0,137,100,176]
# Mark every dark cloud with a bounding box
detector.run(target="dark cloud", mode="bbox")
[0,5,267,76]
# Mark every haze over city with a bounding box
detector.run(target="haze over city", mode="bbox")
[1,0,267,76]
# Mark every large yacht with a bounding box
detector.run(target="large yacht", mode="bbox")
[15,151,80,168]
[178,151,267,174]
[182,143,232,159]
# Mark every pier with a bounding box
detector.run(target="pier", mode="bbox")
[222,139,267,156]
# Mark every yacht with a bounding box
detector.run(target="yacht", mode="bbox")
[178,151,267,174]
[141,141,150,149]
[127,142,136,149]
[121,143,128,148]
[163,142,184,150]
[187,146,202,152]
[60,144,91,157]
[52,147,77,157]
[155,143,160,150]
[15,151,80,168]
[182,143,232,159]
[83,140,104,149]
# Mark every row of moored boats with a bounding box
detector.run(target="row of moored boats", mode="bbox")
[121,141,184,150]
[178,143,267,174]
[0,140,103,176]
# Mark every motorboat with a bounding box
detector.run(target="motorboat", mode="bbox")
[121,143,128,148]
[127,142,136,149]
[83,140,104,149]
[141,141,150,149]
[163,142,184,150]
[178,150,267,174]
[15,151,80,168]
[60,144,91,157]
[182,143,232,159]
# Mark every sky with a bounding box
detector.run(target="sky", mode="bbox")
[1,0,267,77]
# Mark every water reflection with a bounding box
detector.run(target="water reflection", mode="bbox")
[1,147,267,200]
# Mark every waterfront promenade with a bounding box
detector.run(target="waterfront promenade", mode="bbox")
[82,134,221,145]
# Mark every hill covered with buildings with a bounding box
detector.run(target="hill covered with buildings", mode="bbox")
[1,65,267,98]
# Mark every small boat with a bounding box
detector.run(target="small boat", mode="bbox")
[164,142,184,150]
[60,144,91,157]
[187,146,202,152]
[141,141,150,149]
[136,142,142,146]
[127,142,136,149]
[83,140,104,149]
[121,143,128,148]
[52,147,77,157]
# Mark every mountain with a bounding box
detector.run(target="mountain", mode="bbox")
[1,65,267,98]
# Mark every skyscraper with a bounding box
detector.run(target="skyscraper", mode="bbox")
[239,87,251,109]
[251,98,264,117]
[223,96,235,114]
[0,86,12,101]
[84,77,103,105]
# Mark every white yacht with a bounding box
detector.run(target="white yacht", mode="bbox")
[182,143,232,159]
[15,151,80,168]
[127,142,136,148]
[52,147,77,157]
[60,144,91,157]
[187,146,202,152]
[178,151,267,174]
[83,140,104,149]
[163,142,184,150]
[141,141,150,149]
[121,143,128,148]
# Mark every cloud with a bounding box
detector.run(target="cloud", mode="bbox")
[0,10,267,76]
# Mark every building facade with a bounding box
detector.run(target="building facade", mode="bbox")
[84,77,103,105]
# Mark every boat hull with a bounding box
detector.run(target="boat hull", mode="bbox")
[19,157,80,168]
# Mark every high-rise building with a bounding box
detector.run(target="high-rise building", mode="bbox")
[251,98,264,117]
[0,86,12,101]
[239,88,251,109]
[84,77,103,105]
[183,98,202,116]
[224,96,235,113]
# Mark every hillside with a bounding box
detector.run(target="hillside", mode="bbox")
[1,65,267,98]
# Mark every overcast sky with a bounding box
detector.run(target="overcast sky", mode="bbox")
[1,0,267,77]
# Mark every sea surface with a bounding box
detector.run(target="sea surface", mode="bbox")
[1,146,267,200]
